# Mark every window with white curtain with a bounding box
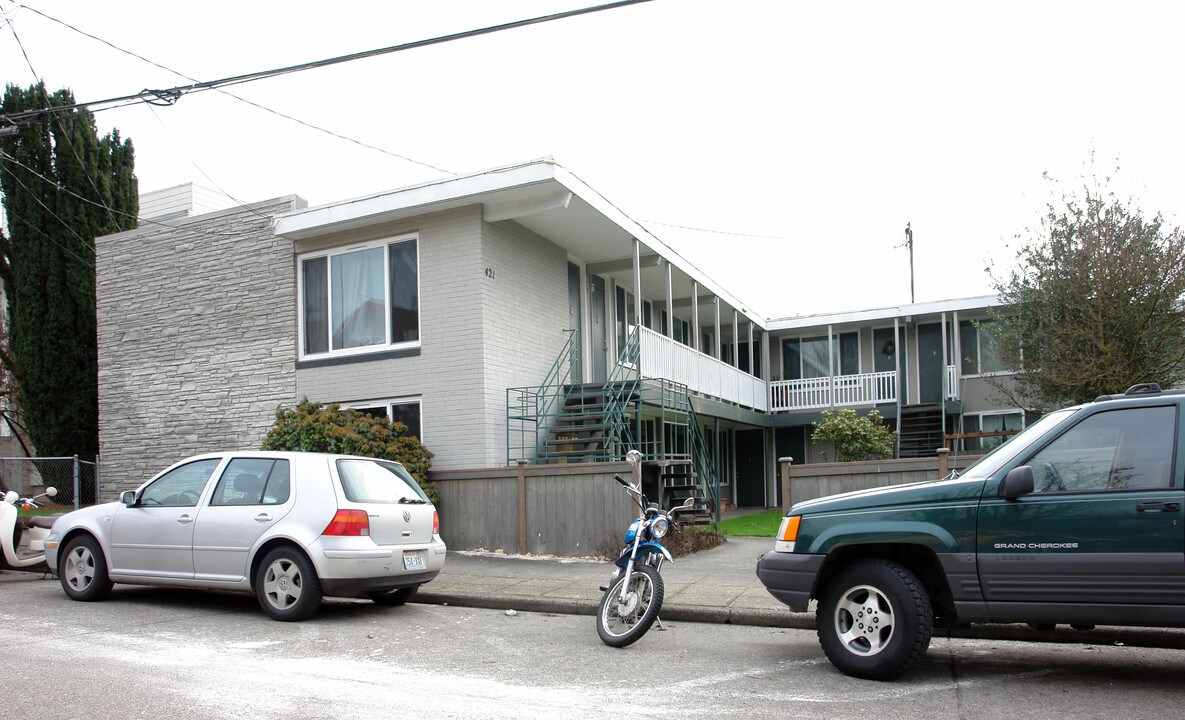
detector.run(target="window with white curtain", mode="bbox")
[299,235,419,358]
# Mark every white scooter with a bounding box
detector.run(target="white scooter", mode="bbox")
[1,486,59,572]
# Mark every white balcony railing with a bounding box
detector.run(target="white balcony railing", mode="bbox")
[637,326,767,411]
[634,325,958,414]
[769,371,897,412]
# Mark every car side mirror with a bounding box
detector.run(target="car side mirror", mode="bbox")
[120,491,137,506]
[999,466,1035,500]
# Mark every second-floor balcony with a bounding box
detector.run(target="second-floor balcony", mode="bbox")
[633,325,962,414]
[770,372,897,411]
[637,326,767,411]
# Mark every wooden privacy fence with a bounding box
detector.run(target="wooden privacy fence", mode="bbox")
[779,451,984,511]
[430,461,636,557]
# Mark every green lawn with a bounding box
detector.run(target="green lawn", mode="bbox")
[716,509,784,537]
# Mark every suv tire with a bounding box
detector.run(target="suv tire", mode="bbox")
[816,558,933,680]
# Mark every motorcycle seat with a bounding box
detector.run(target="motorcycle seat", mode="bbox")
[27,515,63,529]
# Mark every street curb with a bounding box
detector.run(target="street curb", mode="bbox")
[415,591,1185,650]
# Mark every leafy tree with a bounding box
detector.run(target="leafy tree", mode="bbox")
[261,399,437,503]
[988,172,1185,410]
[812,408,896,462]
[0,83,138,462]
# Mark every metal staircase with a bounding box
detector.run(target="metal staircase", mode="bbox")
[898,404,946,458]
[506,326,719,523]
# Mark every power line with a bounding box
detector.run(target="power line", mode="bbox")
[2,14,124,230]
[13,3,455,175]
[640,218,902,245]
[0,0,655,128]
[0,150,270,238]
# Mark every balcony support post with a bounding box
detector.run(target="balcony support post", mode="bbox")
[713,297,721,360]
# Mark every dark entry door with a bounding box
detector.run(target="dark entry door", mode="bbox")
[736,429,766,507]
[590,276,607,381]
[774,427,806,508]
[567,262,583,384]
[917,323,944,404]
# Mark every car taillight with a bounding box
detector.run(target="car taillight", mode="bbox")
[433,511,440,535]
[323,509,370,536]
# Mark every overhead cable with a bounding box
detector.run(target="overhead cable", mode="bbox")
[0,0,654,127]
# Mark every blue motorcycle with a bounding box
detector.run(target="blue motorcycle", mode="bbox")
[596,469,694,647]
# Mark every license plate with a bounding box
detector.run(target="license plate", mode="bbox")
[403,550,425,571]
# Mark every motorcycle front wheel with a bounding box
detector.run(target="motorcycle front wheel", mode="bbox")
[596,562,664,647]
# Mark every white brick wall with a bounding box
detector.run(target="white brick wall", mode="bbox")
[100,197,579,487]
[295,206,491,469]
[294,206,570,470]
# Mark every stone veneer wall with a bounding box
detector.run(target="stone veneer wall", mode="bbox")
[95,196,305,498]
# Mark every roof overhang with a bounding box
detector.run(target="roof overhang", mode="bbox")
[767,295,1005,333]
[274,158,765,330]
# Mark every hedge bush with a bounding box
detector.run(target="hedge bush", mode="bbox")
[261,399,437,504]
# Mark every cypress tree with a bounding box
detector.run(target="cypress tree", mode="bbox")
[0,82,138,463]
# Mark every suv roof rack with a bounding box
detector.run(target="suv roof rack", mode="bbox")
[1094,383,1185,402]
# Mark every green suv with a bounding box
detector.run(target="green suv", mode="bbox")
[756,384,1185,680]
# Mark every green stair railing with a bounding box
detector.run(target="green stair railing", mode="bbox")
[598,325,643,459]
[687,399,721,521]
[506,330,579,463]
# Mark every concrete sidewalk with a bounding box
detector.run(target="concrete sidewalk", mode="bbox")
[419,536,805,628]
[418,536,1185,650]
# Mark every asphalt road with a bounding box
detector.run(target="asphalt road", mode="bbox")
[2,573,1182,720]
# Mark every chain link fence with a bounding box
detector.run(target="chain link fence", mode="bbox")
[0,456,99,509]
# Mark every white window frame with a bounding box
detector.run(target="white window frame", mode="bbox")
[960,319,1011,378]
[297,233,420,361]
[963,409,1025,450]
[344,397,424,442]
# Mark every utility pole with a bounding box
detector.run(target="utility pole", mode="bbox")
[904,222,915,304]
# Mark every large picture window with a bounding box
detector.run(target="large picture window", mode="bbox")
[960,319,1009,375]
[299,236,419,358]
[782,332,858,380]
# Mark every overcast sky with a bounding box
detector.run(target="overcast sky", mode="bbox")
[2,0,1183,319]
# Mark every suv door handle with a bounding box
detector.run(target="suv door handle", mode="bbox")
[1136,502,1181,513]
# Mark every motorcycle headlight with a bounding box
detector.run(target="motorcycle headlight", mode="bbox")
[649,516,669,539]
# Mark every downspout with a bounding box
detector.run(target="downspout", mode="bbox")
[762,329,771,412]
[827,324,835,409]
[953,310,963,445]
[633,238,642,456]
[894,316,901,458]
[940,312,948,453]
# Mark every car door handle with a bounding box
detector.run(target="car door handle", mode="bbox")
[1136,502,1181,513]
[255,513,273,523]
[176,515,193,524]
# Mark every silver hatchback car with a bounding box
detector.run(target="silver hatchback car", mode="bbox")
[44,451,446,620]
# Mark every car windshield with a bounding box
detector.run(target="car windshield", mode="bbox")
[336,459,430,504]
[958,408,1076,478]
